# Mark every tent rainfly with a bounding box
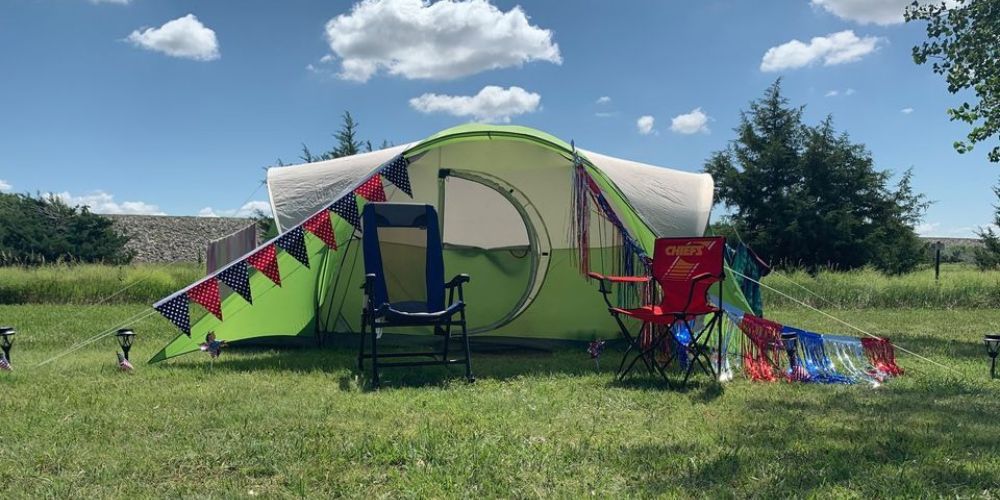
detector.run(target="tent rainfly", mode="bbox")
[151,124,751,362]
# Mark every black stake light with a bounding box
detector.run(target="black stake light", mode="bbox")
[0,326,15,363]
[985,334,1000,379]
[115,328,136,361]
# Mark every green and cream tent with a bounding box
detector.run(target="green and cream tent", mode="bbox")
[151,124,750,362]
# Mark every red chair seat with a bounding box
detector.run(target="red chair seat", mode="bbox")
[611,304,719,324]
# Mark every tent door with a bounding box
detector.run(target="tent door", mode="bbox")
[438,169,550,334]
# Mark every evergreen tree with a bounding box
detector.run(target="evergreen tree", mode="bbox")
[705,80,929,274]
[973,183,1000,269]
[0,193,133,265]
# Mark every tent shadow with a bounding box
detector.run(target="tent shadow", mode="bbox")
[158,339,725,395]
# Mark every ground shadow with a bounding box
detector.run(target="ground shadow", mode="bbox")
[158,334,719,392]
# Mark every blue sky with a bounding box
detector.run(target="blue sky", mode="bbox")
[0,0,995,236]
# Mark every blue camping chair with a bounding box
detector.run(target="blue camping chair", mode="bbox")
[357,203,472,387]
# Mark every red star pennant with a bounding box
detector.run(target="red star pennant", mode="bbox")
[247,244,281,286]
[303,210,337,249]
[187,278,223,320]
[354,174,387,202]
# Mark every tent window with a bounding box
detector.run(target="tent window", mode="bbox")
[442,176,529,249]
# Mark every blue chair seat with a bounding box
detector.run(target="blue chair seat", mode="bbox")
[377,301,465,325]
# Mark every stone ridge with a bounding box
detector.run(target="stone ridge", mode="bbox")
[106,214,258,264]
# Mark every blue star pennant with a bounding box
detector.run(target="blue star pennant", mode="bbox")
[155,294,191,335]
[381,155,412,197]
[330,194,360,230]
[276,226,310,268]
[217,259,252,304]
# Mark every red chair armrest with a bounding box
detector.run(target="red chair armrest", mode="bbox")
[588,272,650,283]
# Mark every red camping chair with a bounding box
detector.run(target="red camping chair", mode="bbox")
[590,236,726,387]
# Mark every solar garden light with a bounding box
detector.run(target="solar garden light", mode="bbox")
[985,334,1000,379]
[0,326,15,363]
[115,328,136,361]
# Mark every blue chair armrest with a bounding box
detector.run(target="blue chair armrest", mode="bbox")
[445,274,470,288]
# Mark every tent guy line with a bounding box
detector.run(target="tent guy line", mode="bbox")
[34,308,158,367]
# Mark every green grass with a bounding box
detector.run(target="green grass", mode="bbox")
[1,304,999,497]
[0,263,202,305]
[763,263,1000,309]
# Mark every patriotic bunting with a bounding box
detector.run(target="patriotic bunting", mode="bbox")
[188,278,223,320]
[248,244,281,286]
[155,294,191,335]
[303,210,337,249]
[355,174,387,202]
[331,194,361,230]
[217,259,252,304]
[277,226,310,268]
[381,155,412,197]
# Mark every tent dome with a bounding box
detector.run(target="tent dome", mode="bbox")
[152,124,721,362]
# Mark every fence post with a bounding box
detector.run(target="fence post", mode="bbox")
[934,241,942,281]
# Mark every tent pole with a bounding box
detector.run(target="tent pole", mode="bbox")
[437,169,450,240]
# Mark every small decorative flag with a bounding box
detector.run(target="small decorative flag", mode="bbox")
[276,226,310,268]
[381,155,412,197]
[587,340,606,370]
[188,278,223,320]
[248,244,281,286]
[155,293,191,335]
[587,340,606,359]
[354,174,387,202]
[303,210,337,249]
[201,340,225,358]
[0,353,10,371]
[117,352,134,372]
[217,259,252,304]
[331,194,361,230]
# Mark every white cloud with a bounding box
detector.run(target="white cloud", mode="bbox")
[636,115,655,135]
[323,0,561,82]
[901,107,914,114]
[915,222,940,236]
[126,14,220,61]
[917,222,987,238]
[760,30,881,72]
[51,191,165,215]
[810,0,961,26]
[826,88,855,97]
[596,96,611,105]
[91,0,131,4]
[409,85,541,123]
[306,54,338,75]
[0,179,11,192]
[198,201,271,218]
[670,108,710,135]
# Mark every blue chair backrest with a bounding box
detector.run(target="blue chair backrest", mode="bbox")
[362,203,445,313]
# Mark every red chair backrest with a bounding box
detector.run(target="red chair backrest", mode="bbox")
[651,237,725,314]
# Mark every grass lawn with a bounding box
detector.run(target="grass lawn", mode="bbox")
[1,304,999,497]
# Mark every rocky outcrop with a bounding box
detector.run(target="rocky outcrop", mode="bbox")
[107,215,257,264]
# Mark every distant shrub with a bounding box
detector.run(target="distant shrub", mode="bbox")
[0,192,134,266]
